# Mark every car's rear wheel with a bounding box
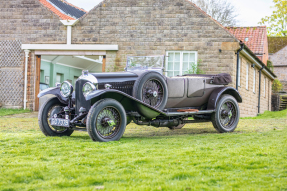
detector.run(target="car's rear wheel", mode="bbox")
[86,99,127,142]
[132,72,168,110]
[38,97,74,136]
[211,95,240,133]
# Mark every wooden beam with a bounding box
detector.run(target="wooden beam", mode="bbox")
[102,55,106,72]
[35,55,41,111]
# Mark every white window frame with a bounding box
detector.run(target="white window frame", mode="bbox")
[253,68,256,93]
[246,63,249,90]
[237,57,241,87]
[165,51,198,76]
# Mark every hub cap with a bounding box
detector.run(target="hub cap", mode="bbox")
[95,106,121,139]
[219,101,237,129]
[142,79,164,108]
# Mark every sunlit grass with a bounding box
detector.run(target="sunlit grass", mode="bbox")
[0,108,31,117]
[0,113,286,190]
[242,109,287,119]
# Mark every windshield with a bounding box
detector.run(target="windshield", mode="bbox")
[126,56,164,71]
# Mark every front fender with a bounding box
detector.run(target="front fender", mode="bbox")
[207,87,242,110]
[86,89,165,119]
[38,87,69,105]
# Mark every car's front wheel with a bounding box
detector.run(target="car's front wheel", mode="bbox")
[211,95,240,133]
[86,99,127,142]
[38,97,74,137]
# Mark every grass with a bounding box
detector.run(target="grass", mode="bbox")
[242,109,287,119]
[0,108,31,117]
[0,112,286,190]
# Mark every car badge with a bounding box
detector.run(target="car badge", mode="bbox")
[105,84,112,89]
[54,114,57,118]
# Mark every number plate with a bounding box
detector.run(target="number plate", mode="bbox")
[50,118,70,127]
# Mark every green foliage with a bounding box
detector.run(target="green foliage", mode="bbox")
[267,60,274,72]
[186,59,205,74]
[259,0,287,36]
[0,108,31,117]
[0,115,287,190]
[272,79,283,93]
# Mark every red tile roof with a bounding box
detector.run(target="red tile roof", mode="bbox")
[227,26,267,55]
[39,0,75,20]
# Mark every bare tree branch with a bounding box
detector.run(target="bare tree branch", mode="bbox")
[191,0,238,26]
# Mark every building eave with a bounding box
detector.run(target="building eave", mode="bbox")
[241,44,276,80]
[21,44,119,51]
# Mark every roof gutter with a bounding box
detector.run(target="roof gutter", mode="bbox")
[240,45,276,80]
[236,41,244,90]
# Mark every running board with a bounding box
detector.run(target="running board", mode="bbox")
[164,110,215,116]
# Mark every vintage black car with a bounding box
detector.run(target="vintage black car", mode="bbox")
[38,56,242,142]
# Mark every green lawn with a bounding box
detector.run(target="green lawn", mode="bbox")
[0,112,286,191]
[0,108,31,117]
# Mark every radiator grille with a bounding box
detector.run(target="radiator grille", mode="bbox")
[98,81,135,96]
[75,79,91,115]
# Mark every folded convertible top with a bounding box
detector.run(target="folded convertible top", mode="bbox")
[183,73,232,85]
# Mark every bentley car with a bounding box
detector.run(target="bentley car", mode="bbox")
[38,56,242,142]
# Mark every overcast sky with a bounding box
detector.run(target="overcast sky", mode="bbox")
[67,0,275,26]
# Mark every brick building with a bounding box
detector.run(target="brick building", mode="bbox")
[0,0,276,117]
[268,37,287,92]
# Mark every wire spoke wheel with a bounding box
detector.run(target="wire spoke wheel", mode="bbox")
[47,105,68,133]
[142,79,164,108]
[95,106,121,139]
[219,101,237,129]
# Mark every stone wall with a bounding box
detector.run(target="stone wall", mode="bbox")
[73,0,238,74]
[0,0,67,109]
[235,55,272,117]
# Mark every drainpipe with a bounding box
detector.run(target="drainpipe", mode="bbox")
[236,41,244,90]
[258,65,265,114]
[24,50,30,110]
[60,20,79,45]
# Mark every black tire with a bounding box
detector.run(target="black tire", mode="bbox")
[211,95,240,133]
[38,97,74,137]
[86,99,127,142]
[132,71,168,110]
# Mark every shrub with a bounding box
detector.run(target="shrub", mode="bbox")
[272,79,283,93]
[267,60,274,72]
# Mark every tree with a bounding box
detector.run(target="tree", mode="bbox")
[259,0,287,36]
[191,0,238,26]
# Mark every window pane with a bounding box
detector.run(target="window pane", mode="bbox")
[168,62,173,70]
[167,71,173,77]
[175,53,180,62]
[183,62,189,71]
[174,71,180,76]
[183,53,189,62]
[174,62,180,70]
[168,53,174,62]
[189,53,195,62]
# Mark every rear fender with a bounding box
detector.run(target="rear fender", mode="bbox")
[86,89,165,119]
[38,87,69,105]
[207,87,242,110]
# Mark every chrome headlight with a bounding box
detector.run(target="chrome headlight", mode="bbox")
[60,81,73,98]
[83,82,96,97]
